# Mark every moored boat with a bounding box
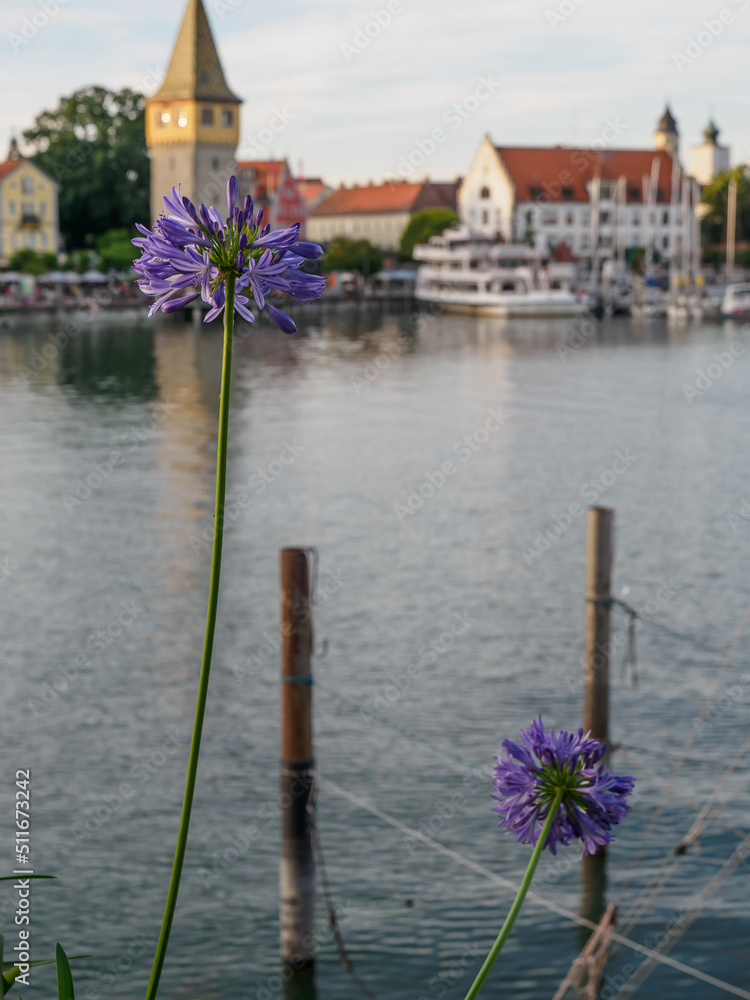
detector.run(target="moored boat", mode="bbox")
[414,228,589,317]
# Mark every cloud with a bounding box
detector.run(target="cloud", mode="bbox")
[1,0,747,187]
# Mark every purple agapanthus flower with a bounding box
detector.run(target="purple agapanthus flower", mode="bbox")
[492,718,634,857]
[132,177,326,334]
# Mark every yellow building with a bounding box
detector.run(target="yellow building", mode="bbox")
[0,139,59,266]
[146,0,241,220]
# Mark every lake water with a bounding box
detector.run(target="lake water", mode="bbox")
[1,304,749,1000]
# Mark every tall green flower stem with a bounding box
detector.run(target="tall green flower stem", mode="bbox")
[144,276,236,1000]
[463,787,566,1000]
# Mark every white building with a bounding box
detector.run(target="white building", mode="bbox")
[689,121,730,187]
[459,109,689,261]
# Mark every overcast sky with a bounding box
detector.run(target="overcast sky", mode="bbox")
[1,0,748,186]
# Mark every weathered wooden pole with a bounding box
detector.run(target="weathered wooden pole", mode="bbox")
[581,507,614,934]
[584,506,613,746]
[280,548,316,974]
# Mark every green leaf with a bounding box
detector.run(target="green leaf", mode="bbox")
[55,945,74,1000]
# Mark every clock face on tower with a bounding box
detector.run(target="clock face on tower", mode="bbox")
[145,0,241,220]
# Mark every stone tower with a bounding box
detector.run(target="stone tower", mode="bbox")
[654,105,679,158]
[145,0,242,220]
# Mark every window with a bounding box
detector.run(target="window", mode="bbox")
[628,186,640,201]
[221,109,234,127]
[562,187,575,200]
[482,209,489,225]
[157,110,170,126]
[25,232,34,248]
[631,211,640,225]
[529,185,543,199]
[40,202,46,217]
[541,209,557,226]
[8,200,15,215]
[21,201,34,218]
[480,186,491,199]
[600,211,610,224]
[662,210,669,225]
[177,110,188,128]
[580,235,590,250]
[41,232,47,248]
[212,157,220,170]
[565,212,574,226]
[202,107,215,126]
[21,176,33,194]
[581,211,590,226]
[662,236,669,250]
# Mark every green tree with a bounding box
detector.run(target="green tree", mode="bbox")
[9,248,58,275]
[700,166,750,246]
[322,237,383,276]
[399,208,458,259]
[23,86,150,250]
[97,228,137,272]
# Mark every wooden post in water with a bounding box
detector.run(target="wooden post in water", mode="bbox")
[280,548,316,974]
[581,507,614,934]
[584,506,613,746]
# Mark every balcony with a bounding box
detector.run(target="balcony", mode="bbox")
[19,214,41,230]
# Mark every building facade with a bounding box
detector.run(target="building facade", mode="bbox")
[236,160,308,233]
[459,110,687,260]
[689,121,730,187]
[308,181,458,250]
[0,140,59,266]
[145,0,241,220]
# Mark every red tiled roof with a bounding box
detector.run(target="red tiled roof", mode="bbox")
[236,159,289,200]
[0,159,22,181]
[310,182,423,217]
[495,147,676,204]
[297,178,329,207]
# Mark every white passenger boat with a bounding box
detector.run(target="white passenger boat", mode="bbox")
[721,283,750,319]
[414,228,589,317]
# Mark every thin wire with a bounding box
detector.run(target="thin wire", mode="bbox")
[307,777,381,1000]
[314,772,750,1000]
[613,597,750,906]
[316,680,481,774]
[613,833,750,1000]
[605,597,727,656]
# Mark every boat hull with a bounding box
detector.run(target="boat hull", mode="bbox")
[416,291,588,318]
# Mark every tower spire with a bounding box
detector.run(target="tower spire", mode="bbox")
[153,0,240,104]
